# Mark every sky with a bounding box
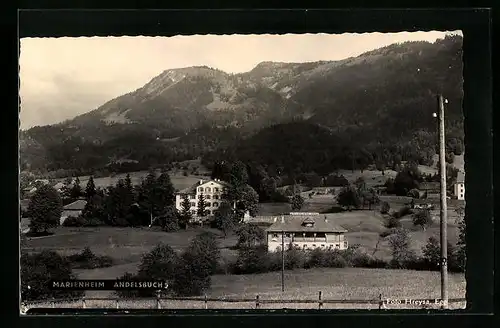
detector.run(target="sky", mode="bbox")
[19,31,461,130]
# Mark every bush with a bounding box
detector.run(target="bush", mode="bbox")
[379,228,399,238]
[385,216,402,229]
[325,175,349,187]
[66,247,114,269]
[388,229,417,269]
[393,205,412,219]
[412,209,433,230]
[380,201,390,214]
[232,246,271,274]
[407,188,420,199]
[62,216,86,227]
[285,246,307,270]
[172,251,212,296]
[21,250,84,301]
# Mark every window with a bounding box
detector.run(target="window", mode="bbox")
[321,244,325,247]
[191,210,196,214]
[207,210,212,215]
[189,195,195,199]
[214,187,219,192]
[198,187,203,192]
[312,244,316,248]
[214,195,219,199]
[190,202,196,207]
[294,244,299,247]
[206,195,211,199]
[205,187,211,192]
[213,202,219,207]
[273,233,278,238]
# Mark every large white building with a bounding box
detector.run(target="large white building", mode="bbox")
[175,179,230,217]
[265,213,348,252]
[454,171,465,200]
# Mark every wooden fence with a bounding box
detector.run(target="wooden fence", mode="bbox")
[21,293,467,311]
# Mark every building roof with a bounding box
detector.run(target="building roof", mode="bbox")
[266,214,347,233]
[177,179,230,194]
[456,171,465,183]
[63,199,87,211]
[419,182,440,191]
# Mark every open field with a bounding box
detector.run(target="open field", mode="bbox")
[23,267,466,310]
[23,226,238,266]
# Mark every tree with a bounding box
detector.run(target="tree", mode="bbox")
[60,177,74,203]
[291,194,305,211]
[197,194,207,217]
[229,161,249,188]
[159,206,180,232]
[155,172,175,209]
[380,201,391,214]
[388,228,416,269]
[337,186,361,211]
[236,224,265,248]
[393,170,419,196]
[85,176,96,200]
[104,179,135,226]
[455,209,466,272]
[214,201,237,237]
[422,236,441,270]
[186,231,220,275]
[70,177,83,199]
[422,236,457,271]
[179,194,192,229]
[21,250,83,301]
[81,193,106,225]
[412,209,432,230]
[28,185,63,234]
[136,243,179,296]
[172,250,211,296]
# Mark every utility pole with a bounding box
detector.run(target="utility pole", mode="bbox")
[281,229,285,292]
[437,94,449,309]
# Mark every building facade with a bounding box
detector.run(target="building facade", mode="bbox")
[175,179,229,217]
[454,171,465,200]
[265,213,348,252]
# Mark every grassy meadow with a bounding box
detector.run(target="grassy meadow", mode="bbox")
[24,267,466,310]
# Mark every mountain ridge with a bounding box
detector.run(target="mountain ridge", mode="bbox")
[20,34,464,176]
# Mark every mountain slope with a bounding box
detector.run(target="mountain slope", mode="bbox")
[20,34,464,176]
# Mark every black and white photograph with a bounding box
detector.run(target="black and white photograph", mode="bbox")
[19,31,466,311]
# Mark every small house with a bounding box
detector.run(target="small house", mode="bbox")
[60,199,87,225]
[265,213,348,252]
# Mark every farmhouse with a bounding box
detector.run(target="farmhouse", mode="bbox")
[265,213,348,252]
[454,171,465,200]
[60,199,87,225]
[175,179,230,218]
[418,182,440,199]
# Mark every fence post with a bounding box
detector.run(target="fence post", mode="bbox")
[204,294,208,309]
[157,293,161,309]
[116,299,119,309]
[52,301,55,308]
[318,291,323,310]
[379,294,383,310]
[256,295,260,309]
[82,297,86,309]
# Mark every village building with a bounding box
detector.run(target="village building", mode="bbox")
[174,179,231,220]
[454,171,465,200]
[265,213,348,252]
[418,181,441,199]
[60,199,87,225]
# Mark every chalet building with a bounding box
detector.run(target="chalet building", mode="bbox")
[418,182,440,199]
[60,199,87,225]
[454,171,465,200]
[175,179,231,219]
[265,213,348,252]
